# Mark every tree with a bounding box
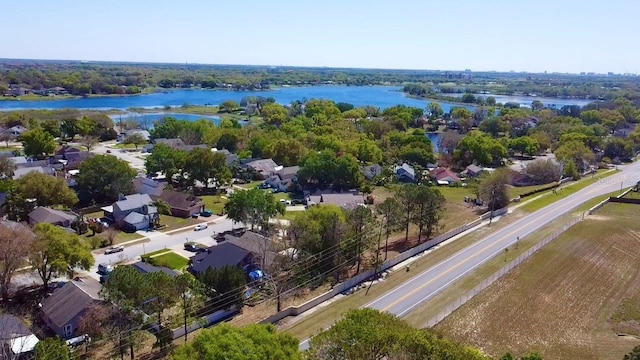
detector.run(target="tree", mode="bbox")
[478,169,510,211]
[307,308,487,360]
[29,223,94,291]
[454,131,507,167]
[525,159,561,184]
[218,100,239,113]
[461,93,476,103]
[0,156,16,179]
[20,128,55,159]
[479,117,510,137]
[10,172,78,220]
[554,140,595,172]
[174,273,205,343]
[0,221,34,301]
[427,102,444,119]
[509,136,539,156]
[260,103,288,126]
[151,198,171,215]
[0,133,11,148]
[144,143,186,184]
[122,133,147,150]
[182,149,231,191]
[33,337,70,360]
[604,137,634,160]
[344,205,376,274]
[412,185,446,243]
[60,118,79,140]
[394,184,418,246]
[77,155,136,204]
[224,188,285,231]
[197,266,246,312]
[170,324,301,360]
[145,271,179,341]
[333,154,363,191]
[80,135,99,152]
[377,197,403,261]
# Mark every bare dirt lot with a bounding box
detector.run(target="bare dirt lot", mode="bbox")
[435,203,640,360]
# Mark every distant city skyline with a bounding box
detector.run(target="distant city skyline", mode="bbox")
[1,0,638,74]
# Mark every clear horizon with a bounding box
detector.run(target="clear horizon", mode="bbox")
[2,0,638,74]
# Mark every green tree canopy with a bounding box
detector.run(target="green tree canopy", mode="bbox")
[29,223,94,291]
[123,133,148,149]
[77,155,136,204]
[33,337,71,360]
[20,128,56,159]
[182,148,231,190]
[224,188,285,231]
[478,168,511,210]
[170,324,301,360]
[144,143,187,183]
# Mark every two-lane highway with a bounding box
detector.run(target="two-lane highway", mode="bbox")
[300,162,640,349]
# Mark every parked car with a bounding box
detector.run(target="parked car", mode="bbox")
[191,213,199,219]
[290,199,303,205]
[104,245,124,255]
[200,209,213,217]
[99,274,110,284]
[98,263,113,275]
[194,224,208,231]
[184,242,206,252]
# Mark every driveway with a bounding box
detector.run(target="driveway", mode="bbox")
[91,141,147,172]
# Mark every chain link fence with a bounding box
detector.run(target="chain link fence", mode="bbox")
[424,214,584,328]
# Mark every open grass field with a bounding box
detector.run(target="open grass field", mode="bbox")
[434,203,640,360]
[157,215,202,231]
[506,182,555,199]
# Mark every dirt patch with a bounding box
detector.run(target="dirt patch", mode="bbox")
[435,203,640,360]
[587,215,611,221]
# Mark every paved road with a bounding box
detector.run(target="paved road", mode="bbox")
[88,216,239,280]
[91,141,146,172]
[299,162,640,349]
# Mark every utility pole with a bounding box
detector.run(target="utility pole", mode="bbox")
[366,221,384,296]
[516,236,519,249]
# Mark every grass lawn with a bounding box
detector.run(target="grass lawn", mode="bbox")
[157,215,202,232]
[146,252,189,270]
[506,182,555,199]
[111,143,138,149]
[436,186,477,203]
[434,203,640,359]
[237,180,264,189]
[142,248,172,258]
[201,195,228,215]
[519,169,618,212]
[277,211,303,222]
[623,189,640,199]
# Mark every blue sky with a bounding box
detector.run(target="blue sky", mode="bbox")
[1,0,638,74]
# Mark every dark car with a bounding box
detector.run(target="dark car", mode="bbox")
[184,242,207,252]
[200,209,213,217]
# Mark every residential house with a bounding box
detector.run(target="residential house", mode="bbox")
[28,207,77,227]
[8,85,30,97]
[429,167,461,185]
[1,125,28,139]
[306,190,366,210]
[511,172,536,187]
[133,176,165,197]
[243,158,281,179]
[394,163,416,183]
[265,166,300,192]
[463,164,484,178]
[102,194,158,232]
[212,148,239,166]
[54,146,92,170]
[361,164,383,181]
[12,166,56,180]
[119,129,151,142]
[150,138,208,153]
[0,314,39,358]
[40,278,103,339]
[188,242,255,275]
[223,231,283,270]
[130,261,179,277]
[158,190,204,218]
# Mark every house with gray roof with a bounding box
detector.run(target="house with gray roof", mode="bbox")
[244,158,281,179]
[28,207,77,227]
[102,193,158,232]
[130,261,179,277]
[223,231,283,270]
[119,129,151,141]
[40,278,103,339]
[361,164,383,180]
[306,190,366,210]
[212,148,239,166]
[463,164,484,178]
[0,314,39,357]
[394,163,416,183]
[12,166,56,180]
[133,176,164,197]
[188,243,255,275]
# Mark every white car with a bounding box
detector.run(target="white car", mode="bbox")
[194,224,208,231]
[104,245,124,255]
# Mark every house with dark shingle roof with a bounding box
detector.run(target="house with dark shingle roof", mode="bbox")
[223,231,283,270]
[133,176,164,197]
[130,261,179,277]
[40,278,103,339]
[463,164,484,178]
[188,242,255,275]
[158,190,204,218]
[243,158,281,179]
[361,164,383,181]
[28,207,77,227]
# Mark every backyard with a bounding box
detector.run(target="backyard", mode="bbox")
[201,195,228,216]
[143,251,189,270]
[434,202,640,359]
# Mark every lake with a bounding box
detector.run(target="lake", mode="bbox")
[110,113,223,126]
[447,93,592,108]
[0,85,471,113]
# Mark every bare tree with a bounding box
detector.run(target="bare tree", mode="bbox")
[0,132,11,148]
[105,227,118,246]
[0,156,16,179]
[0,222,35,301]
[81,135,99,152]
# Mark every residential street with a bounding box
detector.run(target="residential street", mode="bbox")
[299,162,640,350]
[91,141,147,172]
[87,216,239,280]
